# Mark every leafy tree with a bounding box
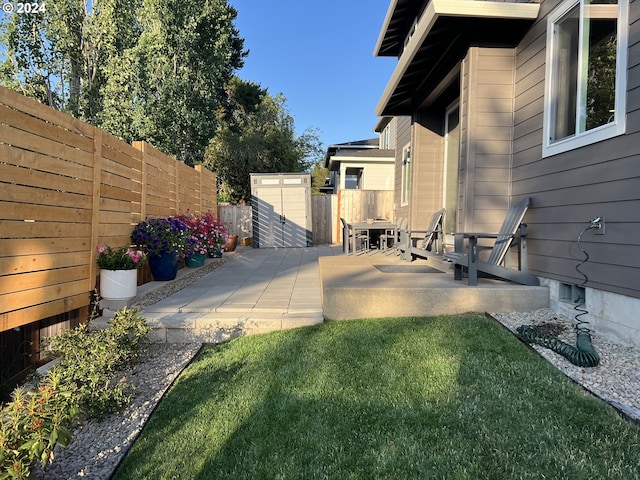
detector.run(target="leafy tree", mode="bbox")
[107,0,246,166]
[0,0,141,120]
[204,87,323,203]
[1,0,245,166]
[311,162,330,194]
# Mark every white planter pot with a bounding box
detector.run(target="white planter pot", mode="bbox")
[100,269,137,300]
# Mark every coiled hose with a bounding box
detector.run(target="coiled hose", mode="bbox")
[517,223,600,368]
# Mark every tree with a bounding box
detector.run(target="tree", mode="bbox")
[204,86,324,203]
[0,0,141,120]
[1,0,246,166]
[106,0,246,165]
[311,162,330,194]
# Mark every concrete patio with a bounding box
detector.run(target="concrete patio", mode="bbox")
[96,245,549,343]
[319,251,549,321]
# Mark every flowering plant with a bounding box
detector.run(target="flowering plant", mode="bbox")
[176,210,228,255]
[130,217,196,256]
[96,245,145,270]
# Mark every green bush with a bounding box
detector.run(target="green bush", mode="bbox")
[0,308,150,480]
[47,308,151,418]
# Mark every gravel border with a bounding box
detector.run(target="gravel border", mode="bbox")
[491,308,640,424]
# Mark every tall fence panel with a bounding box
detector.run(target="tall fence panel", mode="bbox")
[335,190,394,243]
[217,205,252,238]
[0,86,217,332]
[311,194,334,244]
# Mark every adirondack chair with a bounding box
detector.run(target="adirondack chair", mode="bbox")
[443,197,539,286]
[399,209,445,261]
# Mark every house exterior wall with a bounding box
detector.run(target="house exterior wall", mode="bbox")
[411,112,444,230]
[363,163,395,190]
[461,47,515,234]
[393,116,412,221]
[512,0,640,303]
[377,0,640,345]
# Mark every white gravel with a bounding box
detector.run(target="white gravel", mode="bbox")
[33,343,202,479]
[491,308,640,423]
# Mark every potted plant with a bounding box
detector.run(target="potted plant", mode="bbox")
[176,211,213,267]
[131,217,195,280]
[177,210,228,260]
[96,245,145,300]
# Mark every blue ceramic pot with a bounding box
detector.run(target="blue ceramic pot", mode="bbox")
[148,252,179,281]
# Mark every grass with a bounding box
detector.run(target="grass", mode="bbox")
[113,315,640,479]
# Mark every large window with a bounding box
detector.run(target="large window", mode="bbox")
[400,144,411,205]
[543,0,628,157]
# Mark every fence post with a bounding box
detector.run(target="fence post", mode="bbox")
[89,128,102,292]
[195,164,203,214]
[174,158,180,214]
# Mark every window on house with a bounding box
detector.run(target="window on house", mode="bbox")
[345,167,363,189]
[543,0,628,157]
[400,144,411,205]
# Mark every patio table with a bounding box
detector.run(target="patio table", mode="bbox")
[344,220,396,255]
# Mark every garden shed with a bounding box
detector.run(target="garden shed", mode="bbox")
[250,173,313,248]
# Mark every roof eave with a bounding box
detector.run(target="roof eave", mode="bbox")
[375,0,540,116]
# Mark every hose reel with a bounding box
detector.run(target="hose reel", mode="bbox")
[517,219,601,368]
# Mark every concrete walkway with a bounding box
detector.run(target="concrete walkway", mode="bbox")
[99,244,549,343]
[133,245,343,343]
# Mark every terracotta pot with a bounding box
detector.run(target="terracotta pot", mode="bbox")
[224,234,238,252]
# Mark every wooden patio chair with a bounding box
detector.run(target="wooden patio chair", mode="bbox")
[443,197,539,286]
[380,217,407,255]
[340,218,369,255]
[399,209,445,261]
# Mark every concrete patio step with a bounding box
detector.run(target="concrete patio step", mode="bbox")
[93,309,324,343]
[319,254,549,320]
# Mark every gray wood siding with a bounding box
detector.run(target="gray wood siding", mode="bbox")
[411,112,444,229]
[461,47,515,234]
[394,116,412,221]
[512,0,640,299]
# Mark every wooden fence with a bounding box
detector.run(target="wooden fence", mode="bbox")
[312,190,394,244]
[0,86,217,333]
[217,205,252,238]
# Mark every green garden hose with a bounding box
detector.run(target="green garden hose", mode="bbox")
[517,222,600,368]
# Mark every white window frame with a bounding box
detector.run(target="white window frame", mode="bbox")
[542,0,628,158]
[400,143,411,206]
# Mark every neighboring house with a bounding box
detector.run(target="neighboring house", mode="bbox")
[375,0,640,346]
[322,138,395,194]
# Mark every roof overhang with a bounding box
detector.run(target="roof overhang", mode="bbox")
[375,0,540,116]
[325,149,395,171]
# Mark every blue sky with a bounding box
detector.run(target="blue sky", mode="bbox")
[229,0,396,150]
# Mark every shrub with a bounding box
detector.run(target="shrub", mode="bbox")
[46,308,151,418]
[0,308,150,479]
[0,372,77,480]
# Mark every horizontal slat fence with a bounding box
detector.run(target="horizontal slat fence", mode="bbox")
[0,86,217,332]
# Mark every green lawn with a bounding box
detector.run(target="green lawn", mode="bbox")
[113,315,640,479]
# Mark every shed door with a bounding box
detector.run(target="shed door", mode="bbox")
[254,183,309,247]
